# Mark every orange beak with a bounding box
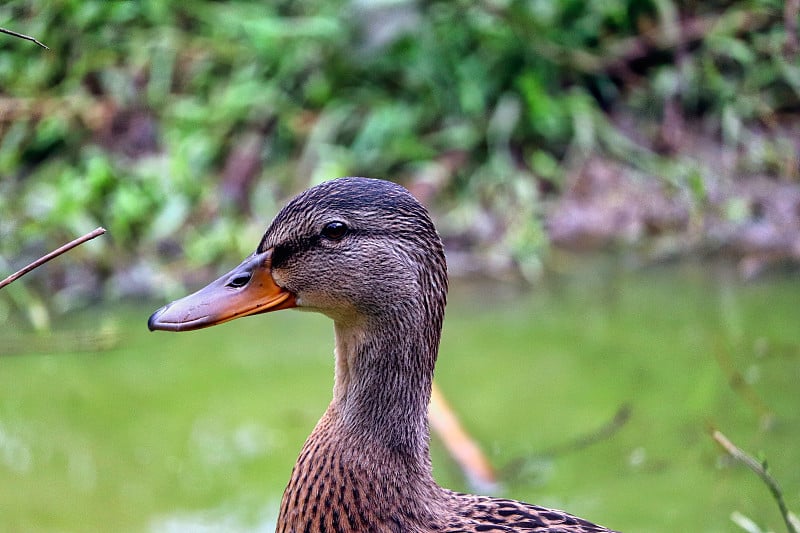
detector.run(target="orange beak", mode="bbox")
[148,250,296,332]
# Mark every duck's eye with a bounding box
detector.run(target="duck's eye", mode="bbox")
[321,221,348,241]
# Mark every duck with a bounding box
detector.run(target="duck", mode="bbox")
[148,177,620,533]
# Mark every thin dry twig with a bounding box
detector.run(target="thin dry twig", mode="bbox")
[429,382,498,492]
[712,343,774,427]
[0,227,106,290]
[0,27,49,50]
[538,404,631,457]
[712,429,799,533]
[500,404,631,481]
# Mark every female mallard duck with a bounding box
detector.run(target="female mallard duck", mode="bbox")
[149,177,619,533]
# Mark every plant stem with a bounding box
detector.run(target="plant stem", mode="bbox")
[0,228,106,290]
[0,27,49,49]
[712,429,798,533]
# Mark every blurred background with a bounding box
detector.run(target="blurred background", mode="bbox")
[0,1,798,532]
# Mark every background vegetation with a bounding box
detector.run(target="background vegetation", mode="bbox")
[1,0,798,326]
[0,2,798,532]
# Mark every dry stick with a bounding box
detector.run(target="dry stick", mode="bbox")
[0,227,106,290]
[429,382,497,491]
[713,342,774,425]
[712,429,799,533]
[499,404,631,481]
[538,404,631,457]
[0,27,49,50]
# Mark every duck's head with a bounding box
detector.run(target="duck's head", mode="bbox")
[148,177,448,332]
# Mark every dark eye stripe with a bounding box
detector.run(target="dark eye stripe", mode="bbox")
[271,237,318,269]
[269,227,374,270]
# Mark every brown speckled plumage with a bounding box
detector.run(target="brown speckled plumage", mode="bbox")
[151,177,620,532]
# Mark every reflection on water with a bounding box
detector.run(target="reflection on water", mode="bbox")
[189,419,281,468]
[0,421,32,474]
[149,502,278,533]
[0,321,120,356]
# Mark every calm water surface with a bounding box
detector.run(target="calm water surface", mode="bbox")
[0,260,798,532]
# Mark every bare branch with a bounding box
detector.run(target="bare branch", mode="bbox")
[712,343,774,427]
[0,227,106,290]
[538,404,631,457]
[712,429,798,533]
[500,404,631,482]
[429,382,498,492]
[0,27,49,50]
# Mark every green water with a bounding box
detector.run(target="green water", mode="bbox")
[1,261,798,532]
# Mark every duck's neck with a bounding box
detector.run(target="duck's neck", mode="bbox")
[277,245,448,531]
[276,307,446,531]
[330,309,438,462]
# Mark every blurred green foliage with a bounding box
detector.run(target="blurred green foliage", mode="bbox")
[0,0,797,321]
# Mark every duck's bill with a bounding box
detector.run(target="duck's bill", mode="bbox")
[148,250,296,332]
